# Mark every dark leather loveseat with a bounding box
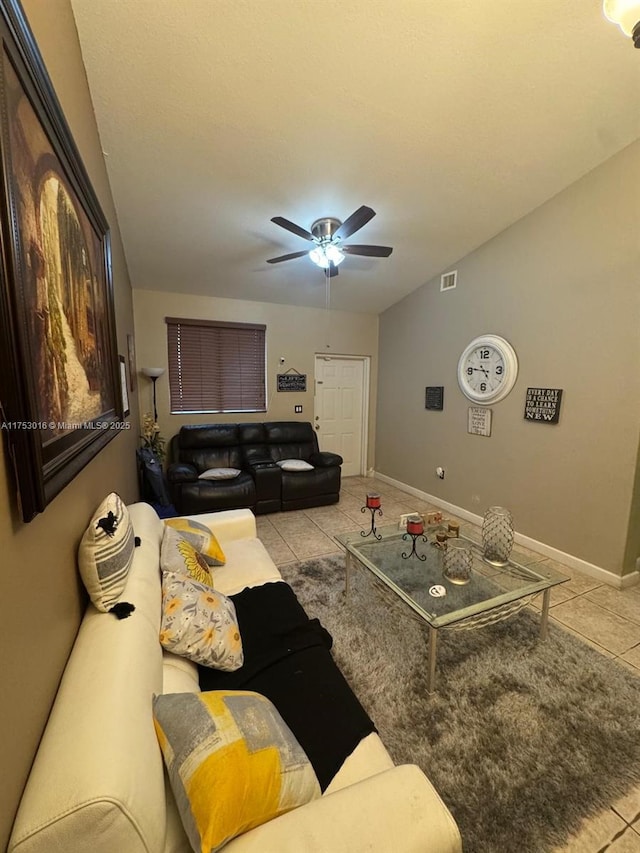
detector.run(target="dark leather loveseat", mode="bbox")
[167,421,343,515]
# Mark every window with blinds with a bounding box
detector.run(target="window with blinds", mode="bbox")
[166,317,266,414]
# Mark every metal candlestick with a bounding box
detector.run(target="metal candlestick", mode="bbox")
[401,531,428,560]
[361,504,383,540]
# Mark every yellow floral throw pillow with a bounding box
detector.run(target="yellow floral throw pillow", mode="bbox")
[164,517,226,566]
[160,526,213,586]
[153,691,321,853]
[160,571,243,670]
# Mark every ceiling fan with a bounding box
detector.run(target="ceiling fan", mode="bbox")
[266,205,393,277]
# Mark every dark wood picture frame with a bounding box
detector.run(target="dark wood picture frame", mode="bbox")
[0,0,122,522]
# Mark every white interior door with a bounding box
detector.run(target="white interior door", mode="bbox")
[314,356,368,477]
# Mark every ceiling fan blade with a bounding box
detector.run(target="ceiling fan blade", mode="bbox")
[328,261,339,278]
[342,244,393,257]
[333,206,376,241]
[271,216,314,242]
[266,250,310,264]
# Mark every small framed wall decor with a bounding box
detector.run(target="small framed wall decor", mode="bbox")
[468,407,492,437]
[277,369,307,392]
[425,386,444,411]
[524,388,563,424]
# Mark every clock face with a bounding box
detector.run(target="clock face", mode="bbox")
[457,335,518,404]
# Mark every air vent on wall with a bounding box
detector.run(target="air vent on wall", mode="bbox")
[440,270,457,292]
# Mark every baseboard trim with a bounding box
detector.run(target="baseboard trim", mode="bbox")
[372,471,638,590]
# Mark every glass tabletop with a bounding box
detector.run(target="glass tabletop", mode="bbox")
[335,525,569,628]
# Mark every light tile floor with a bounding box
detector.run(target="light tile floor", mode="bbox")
[258,475,640,853]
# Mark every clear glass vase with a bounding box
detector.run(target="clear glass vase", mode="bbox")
[482,506,514,567]
[443,538,473,585]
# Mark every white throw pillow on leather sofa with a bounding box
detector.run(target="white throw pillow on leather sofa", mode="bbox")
[198,467,242,480]
[277,459,314,472]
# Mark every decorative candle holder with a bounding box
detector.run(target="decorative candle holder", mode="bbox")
[482,506,514,567]
[443,538,473,585]
[447,521,460,538]
[402,515,427,560]
[431,529,448,550]
[361,493,383,540]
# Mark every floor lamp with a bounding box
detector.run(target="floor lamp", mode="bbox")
[141,367,164,421]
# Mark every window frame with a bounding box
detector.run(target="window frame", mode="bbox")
[165,317,267,415]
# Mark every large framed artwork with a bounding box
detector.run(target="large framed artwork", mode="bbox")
[0,0,122,522]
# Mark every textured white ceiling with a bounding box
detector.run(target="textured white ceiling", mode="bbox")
[70,0,640,314]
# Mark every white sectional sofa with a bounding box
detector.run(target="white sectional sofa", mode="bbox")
[8,502,462,853]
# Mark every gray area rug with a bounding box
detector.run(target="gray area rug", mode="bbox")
[279,554,640,853]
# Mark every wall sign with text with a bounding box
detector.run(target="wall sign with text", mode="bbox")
[425,386,444,410]
[277,372,307,392]
[524,388,563,424]
[468,407,492,437]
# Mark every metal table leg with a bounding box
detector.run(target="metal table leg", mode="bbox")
[427,626,438,695]
[539,588,551,640]
[345,551,352,596]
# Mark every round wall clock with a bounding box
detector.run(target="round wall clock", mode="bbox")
[457,334,518,404]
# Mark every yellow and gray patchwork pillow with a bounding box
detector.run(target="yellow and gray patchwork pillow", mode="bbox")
[164,517,226,566]
[77,492,135,616]
[160,571,243,670]
[153,690,321,853]
[160,526,213,586]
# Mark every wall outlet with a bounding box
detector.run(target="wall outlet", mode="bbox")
[294,405,303,413]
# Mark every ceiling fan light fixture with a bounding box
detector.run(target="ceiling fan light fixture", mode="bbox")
[309,243,345,269]
[268,207,392,273]
[603,0,640,45]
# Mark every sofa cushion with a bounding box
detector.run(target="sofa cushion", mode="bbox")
[277,458,314,472]
[160,571,244,670]
[263,421,317,463]
[198,467,242,480]
[77,492,136,613]
[153,690,321,853]
[164,517,226,566]
[281,466,341,502]
[209,538,283,596]
[176,472,257,516]
[178,423,241,449]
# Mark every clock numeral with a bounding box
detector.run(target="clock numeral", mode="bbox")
[479,349,490,359]
[495,365,503,375]
[467,367,473,375]
[480,382,487,392]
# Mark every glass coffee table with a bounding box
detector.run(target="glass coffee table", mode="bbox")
[336,525,569,694]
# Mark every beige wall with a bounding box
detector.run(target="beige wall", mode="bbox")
[133,290,379,470]
[376,140,640,577]
[0,2,138,847]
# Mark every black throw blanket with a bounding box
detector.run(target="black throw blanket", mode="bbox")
[198,581,376,790]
